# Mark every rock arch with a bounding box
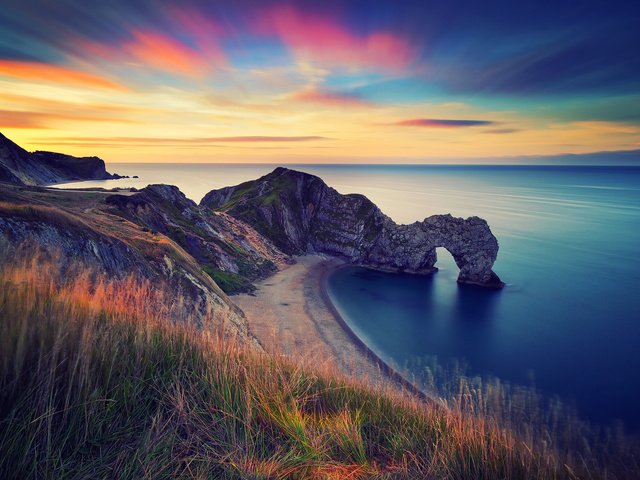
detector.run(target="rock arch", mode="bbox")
[203,168,504,289]
[420,215,504,288]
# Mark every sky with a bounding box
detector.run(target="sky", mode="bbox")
[1,0,639,163]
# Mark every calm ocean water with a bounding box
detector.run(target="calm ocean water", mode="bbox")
[57,164,640,430]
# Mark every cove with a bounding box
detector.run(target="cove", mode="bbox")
[326,249,640,431]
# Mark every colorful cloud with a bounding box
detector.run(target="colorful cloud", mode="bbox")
[81,29,224,78]
[395,119,495,128]
[290,87,371,107]
[0,60,126,91]
[253,5,416,72]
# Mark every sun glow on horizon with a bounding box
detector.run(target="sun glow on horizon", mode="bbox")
[1,1,639,163]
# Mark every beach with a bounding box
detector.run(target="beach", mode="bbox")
[234,255,435,401]
[234,255,394,387]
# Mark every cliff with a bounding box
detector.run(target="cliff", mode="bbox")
[202,167,504,288]
[0,132,122,186]
[0,182,254,342]
[104,184,289,293]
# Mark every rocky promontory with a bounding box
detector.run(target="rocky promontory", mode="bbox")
[0,132,123,186]
[202,167,504,288]
[104,184,289,293]
[0,182,254,342]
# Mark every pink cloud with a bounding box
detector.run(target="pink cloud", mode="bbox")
[290,87,371,107]
[396,118,495,128]
[253,5,416,72]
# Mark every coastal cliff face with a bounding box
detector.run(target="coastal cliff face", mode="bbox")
[202,167,503,288]
[0,132,121,186]
[105,184,289,293]
[0,183,255,343]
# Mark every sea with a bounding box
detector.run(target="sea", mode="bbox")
[56,163,640,431]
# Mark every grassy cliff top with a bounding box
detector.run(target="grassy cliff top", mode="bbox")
[1,261,636,479]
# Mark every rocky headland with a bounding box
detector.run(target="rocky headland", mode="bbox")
[104,183,289,293]
[0,183,254,343]
[0,132,124,185]
[202,167,504,288]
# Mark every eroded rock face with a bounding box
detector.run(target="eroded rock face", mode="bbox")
[105,184,290,294]
[202,167,504,288]
[0,183,256,343]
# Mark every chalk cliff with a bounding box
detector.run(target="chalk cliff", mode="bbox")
[202,167,503,288]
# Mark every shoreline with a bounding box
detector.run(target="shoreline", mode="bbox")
[235,254,436,404]
[318,262,436,404]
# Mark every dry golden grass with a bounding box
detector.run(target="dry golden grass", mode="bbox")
[0,257,638,479]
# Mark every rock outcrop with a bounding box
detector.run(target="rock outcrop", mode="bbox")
[0,132,122,186]
[105,184,289,293]
[0,183,255,343]
[202,167,504,288]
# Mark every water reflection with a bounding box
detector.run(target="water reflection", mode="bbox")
[453,284,501,323]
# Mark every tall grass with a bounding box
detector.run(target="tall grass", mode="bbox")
[403,355,639,479]
[0,260,637,479]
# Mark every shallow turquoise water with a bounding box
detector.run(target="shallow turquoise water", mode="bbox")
[58,164,640,430]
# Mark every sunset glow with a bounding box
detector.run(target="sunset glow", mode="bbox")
[1,1,639,163]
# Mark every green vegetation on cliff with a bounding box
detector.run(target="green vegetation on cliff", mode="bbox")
[203,266,255,294]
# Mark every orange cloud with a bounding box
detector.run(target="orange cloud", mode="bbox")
[126,30,216,77]
[0,93,166,116]
[83,28,225,78]
[0,60,126,91]
[0,110,48,129]
[254,5,416,72]
[290,87,372,107]
[0,110,139,129]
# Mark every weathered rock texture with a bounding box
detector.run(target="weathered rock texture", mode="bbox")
[0,183,256,343]
[104,184,289,293]
[0,132,122,185]
[202,167,504,288]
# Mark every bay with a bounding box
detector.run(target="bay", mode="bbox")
[57,163,640,430]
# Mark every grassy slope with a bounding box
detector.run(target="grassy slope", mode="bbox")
[0,186,229,302]
[0,262,637,479]
[0,183,283,295]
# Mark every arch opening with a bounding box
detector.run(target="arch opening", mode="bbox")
[434,246,460,281]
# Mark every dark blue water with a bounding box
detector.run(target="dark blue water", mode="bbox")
[325,166,640,431]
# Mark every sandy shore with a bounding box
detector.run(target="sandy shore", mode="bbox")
[235,255,430,395]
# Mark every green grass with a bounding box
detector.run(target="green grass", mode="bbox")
[217,182,257,211]
[203,266,256,294]
[0,262,638,479]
